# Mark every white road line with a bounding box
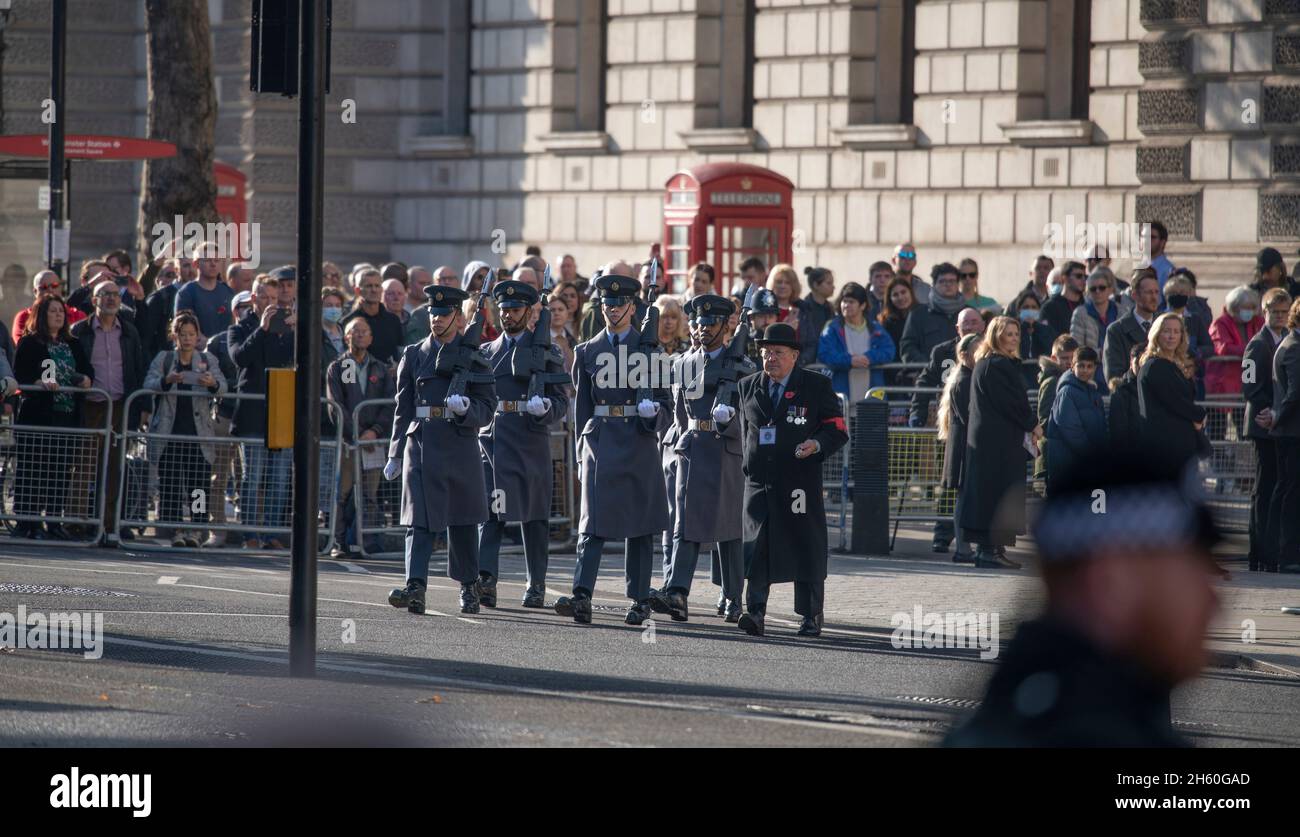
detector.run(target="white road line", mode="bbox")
[337,562,369,574]
[157,576,179,585]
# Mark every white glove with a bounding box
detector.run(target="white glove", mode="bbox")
[446,394,470,416]
[526,395,549,417]
[712,404,735,425]
[383,458,401,481]
[637,399,659,419]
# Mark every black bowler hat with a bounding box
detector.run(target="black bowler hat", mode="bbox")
[593,273,637,305]
[424,284,469,315]
[492,280,538,309]
[685,294,734,323]
[754,322,800,350]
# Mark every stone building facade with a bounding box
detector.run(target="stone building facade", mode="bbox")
[1,0,1298,316]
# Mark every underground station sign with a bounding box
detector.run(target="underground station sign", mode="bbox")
[0,134,178,160]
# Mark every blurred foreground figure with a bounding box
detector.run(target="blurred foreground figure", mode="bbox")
[945,451,1221,747]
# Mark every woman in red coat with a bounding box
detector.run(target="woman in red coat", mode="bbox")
[1207,286,1263,484]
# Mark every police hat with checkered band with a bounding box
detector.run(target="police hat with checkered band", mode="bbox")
[424,284,469,316]
[491,280,538,309]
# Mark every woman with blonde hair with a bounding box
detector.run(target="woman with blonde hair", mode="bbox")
[654,294,690,355]
[1137,312,1206,468]
[960,316,1042,569]
[765,263,803,332]
[937,332,981,565]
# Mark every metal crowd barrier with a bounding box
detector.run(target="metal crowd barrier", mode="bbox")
[347,397,578,559]
[0,385,114,544]
[863,385,1252,537]
[115,390,344,554]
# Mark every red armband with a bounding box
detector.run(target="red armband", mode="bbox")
[823,416,846,432]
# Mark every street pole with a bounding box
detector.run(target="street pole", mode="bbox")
[46,0,66,280]
[289,0,326,678]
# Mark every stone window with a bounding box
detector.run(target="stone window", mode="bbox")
[551,0,607,134]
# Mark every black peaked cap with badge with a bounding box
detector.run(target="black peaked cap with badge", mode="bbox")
[491,280,538,308]
[424,284,469,315]
[684,294,734,323]
[593,273,638,304]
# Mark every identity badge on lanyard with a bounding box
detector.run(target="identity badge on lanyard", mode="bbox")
[759,425,777,446]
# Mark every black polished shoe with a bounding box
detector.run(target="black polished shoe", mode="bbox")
[951,550,976,565]
[647,587,673,615]
[46,524,73,541]
[797,615,823,637]
[974,549,1021,570]
[459,581,482,614]
[660,590,688,622]
[554,592,592,623]
[723,600,742,623]
[931,538,951,554]
[388,579,427,614]
[737,611,765,637]
[478,573,497,608]
[625,599,653,626]
[1280,563,1300,574]
[522,587,545,608]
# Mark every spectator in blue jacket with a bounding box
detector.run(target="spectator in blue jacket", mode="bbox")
[817,281,896,400]
[1045,346,1108,495]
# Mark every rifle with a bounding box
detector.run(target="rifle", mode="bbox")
[636,260,662,407]
[434,269,495,399]
[711,284,756,413]
[512,263,570,401]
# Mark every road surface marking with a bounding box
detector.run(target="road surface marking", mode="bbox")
[157,576,179,585]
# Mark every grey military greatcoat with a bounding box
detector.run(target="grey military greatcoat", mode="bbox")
[670,347,753,543]
[573,327,672,539]
[478,328,569,523]
[389,334,498,531]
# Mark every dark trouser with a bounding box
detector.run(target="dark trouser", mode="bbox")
[932,489,955,545]
[478,519,549,589]
[405,524,479,585]
[15,413,78,522]
[574,532,652,601]
[746,580,824,619]
[158,439,212,526]
[952,483,972,557]
[1251,437,1278,568]
[746,529,824,617]
[1274,439,1300,565]
[81,399,123,533]
[668,537,743,602]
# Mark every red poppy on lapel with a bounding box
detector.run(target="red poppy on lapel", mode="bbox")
[784,391,795,399]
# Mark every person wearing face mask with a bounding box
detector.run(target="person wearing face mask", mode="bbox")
[321,287,347,367]
[1006,289,1056,389]
[1161,273,1215,400]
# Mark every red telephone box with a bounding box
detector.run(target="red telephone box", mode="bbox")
[662,163,794,294]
